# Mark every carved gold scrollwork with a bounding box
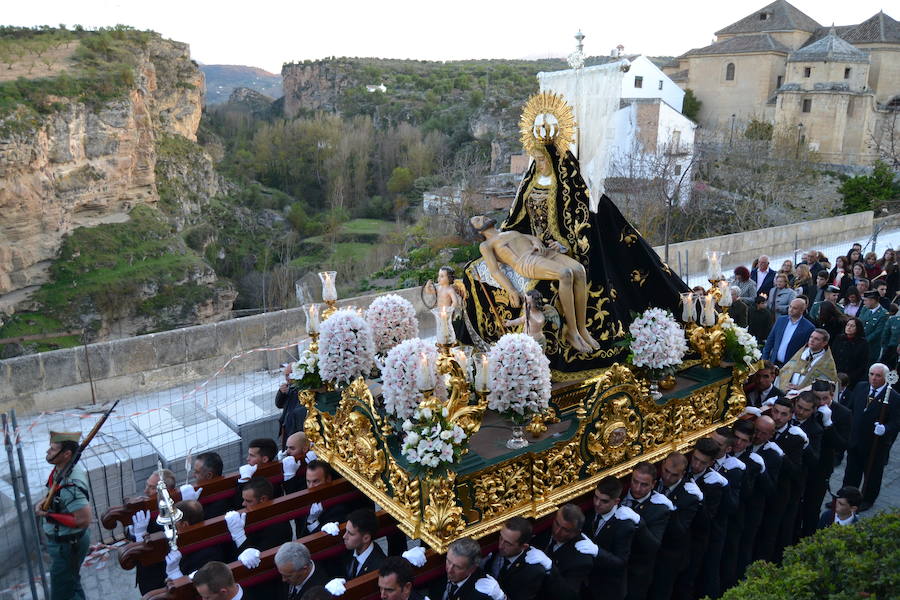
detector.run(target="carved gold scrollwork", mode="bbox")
[472,459,532,519]
[387,457,420,515]
[423,475,465,543]
[334,412,387,490]
[533,437,583,502]
[689,322,727,369]
[586,394,641,473]
[640,408,672,449]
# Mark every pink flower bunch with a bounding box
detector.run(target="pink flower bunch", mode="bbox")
[365,294,419,354]
[381,338,446,420]
[628,308,687,370]
[317,309,375,385]
[401,407,467,473]
[487,333,551,420]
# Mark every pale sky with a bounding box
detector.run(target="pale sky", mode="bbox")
[4,1,893,74]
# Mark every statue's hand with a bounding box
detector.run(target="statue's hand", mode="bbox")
[507,290,521,308]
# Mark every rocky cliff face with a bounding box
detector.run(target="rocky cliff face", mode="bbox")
[0,36,206,315]
[281,61,354,117]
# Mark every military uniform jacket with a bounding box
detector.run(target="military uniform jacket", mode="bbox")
[482,550,547,600]
[809,299,842,322]
[858,305,888,360]
[881,314,900,353]
[43,465,90,538]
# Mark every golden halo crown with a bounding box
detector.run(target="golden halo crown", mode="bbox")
[519,92,577,157]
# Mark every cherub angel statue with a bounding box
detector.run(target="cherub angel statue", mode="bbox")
[504,289,560,351]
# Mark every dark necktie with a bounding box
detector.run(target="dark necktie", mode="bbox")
[790,417,800,427]
[445,581,458,600]
[499,557,511,578]
[348,556,358,578]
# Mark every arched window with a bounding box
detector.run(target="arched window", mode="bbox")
[725,63,735,81]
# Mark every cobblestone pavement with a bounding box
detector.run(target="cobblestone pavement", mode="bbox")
[1,439,898,599]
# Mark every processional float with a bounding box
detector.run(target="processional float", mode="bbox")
[293,93,760,553]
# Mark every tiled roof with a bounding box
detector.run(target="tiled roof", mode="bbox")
[715,0,822,36]
[788,29,870,63]
[804,24,857,46]
[686,34,792,56]
[843,11,900,43]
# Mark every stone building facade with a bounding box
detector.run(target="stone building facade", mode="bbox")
[664,0,900,165]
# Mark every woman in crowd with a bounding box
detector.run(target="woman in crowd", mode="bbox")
[767,273,796,315]
[841,286,863,317]
[863,251,883,280]
[841,263,867,298]
[731,266,756,304]
[846,247,862,266]
[831,316,870,388]
[793,264,815,299]
[878,248,895,270]
[816,300,846,344]
[830,255,848,289]
[779,259,795,285]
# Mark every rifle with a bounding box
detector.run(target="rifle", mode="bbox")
[40,399,120,511]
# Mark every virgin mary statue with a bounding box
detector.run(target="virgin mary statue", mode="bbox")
[461,92,689,379]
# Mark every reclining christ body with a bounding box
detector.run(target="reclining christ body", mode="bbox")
[471,215,599,354]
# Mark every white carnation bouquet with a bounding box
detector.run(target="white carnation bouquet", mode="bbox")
[623,308,687,377]
[720,315,762,369]
[487,333,551,423]
[288,344,322,390]
[317,309,376,385]
[400,403,467,478]
[365,294,419,355]
[381,338,446,421]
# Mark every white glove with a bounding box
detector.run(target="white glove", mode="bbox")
[325,578,347,596]
[684,480,704,501]
[130,509,150,542]
[525,547,552,571]
[703,470,727,486]
[305,449,318,463]
[788,425,809,449]
[276,449,286,461]
[817,404,833,427]
[225,510,247,547]
[763,397,777,407]
[309,501,324,519]
[749,452,766,473]
[575,534,599,557]
[742,406,762,417]
[874,422,886,436]
[321,521,341,536]
[238,464,258,483]
[237,548,261,569]
[474,575,506,600]
[179,484,202,502]
[282,456,300,481]
[402,546,426,567]
[165,549,184,580]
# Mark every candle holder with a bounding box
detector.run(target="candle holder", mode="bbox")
[688,313,728,369]
[308,331,320,355]
[321,299,338,321]
[155,460,182,552]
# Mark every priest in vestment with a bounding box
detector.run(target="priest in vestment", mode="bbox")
[776,328,838,391]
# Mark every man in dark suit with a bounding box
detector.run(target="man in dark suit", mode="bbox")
[378,556,429,600]
[282,431,312,495]
[191,452,230,519]
[297,461,350,537]
[333,508,386,580]
[226,477,292,558]
[482,517,548,600]
[673,438,727,600]
[648,453,702,600]
[274,542,330,600]
[192,561,245,600]
[427,537,497,600]
[621,462,673,600]
[755,398,806,563]
[777,392,823,551]
[800,379,851,537]
[532,505,595,600]
[842,363,900,509]
[738,416,782,579]
[580,476,638,600]
[235,438,282,508]
[750,255,776,297]
[744,362,784,408]
[762,299,816,366]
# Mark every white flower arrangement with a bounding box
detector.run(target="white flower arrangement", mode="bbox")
[317,309,376,385]
[487,333,551,423]
[625,308,688,375]
[720,315,762,369]
[400,403,467,477]
[365,294,419,355]
[288,345,322,390]
[381,338,446,420]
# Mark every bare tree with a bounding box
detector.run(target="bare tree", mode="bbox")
[871,111,900,169]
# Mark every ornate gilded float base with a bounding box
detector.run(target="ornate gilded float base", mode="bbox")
[302,362,752,553]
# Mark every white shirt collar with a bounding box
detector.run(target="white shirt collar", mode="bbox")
[293,563,316,595]
[626,490,651,504]
[354,542,375,567]
[872,383,888,396]
[230,585,244,600]
[834,513,856,526]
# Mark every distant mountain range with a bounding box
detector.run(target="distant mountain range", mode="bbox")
[199,64,282,104]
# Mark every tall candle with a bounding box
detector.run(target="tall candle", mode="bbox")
[451,349,469,379]
[415,352,435,391]
[717,281,732,307]
[476,354,490,392]
[305,303,320,334]
[681,292,696,323]
[702,293,717,326]
[434,306,455,344]
[318,271,338,302]
[707,251,721,281]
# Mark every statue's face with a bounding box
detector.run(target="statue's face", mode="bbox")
[532,152,551,176]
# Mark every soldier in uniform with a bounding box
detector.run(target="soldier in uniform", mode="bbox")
[34,431,92,600]
[809,285,841,321]
[858,291,888,363]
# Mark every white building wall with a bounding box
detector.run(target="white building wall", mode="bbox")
[621,56,685,112]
